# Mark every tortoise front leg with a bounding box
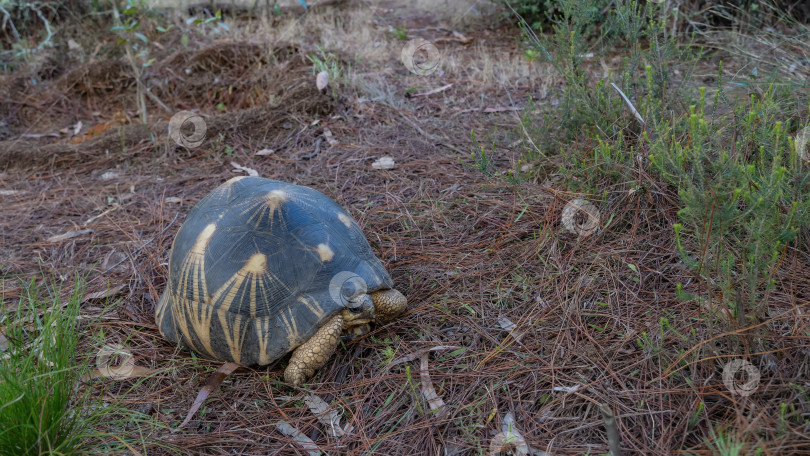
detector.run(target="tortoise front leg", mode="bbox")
[284,314,343,386]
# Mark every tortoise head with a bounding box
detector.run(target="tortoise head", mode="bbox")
[339,288,406,340]
[370,289,407,323]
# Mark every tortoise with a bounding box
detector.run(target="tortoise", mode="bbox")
[156,176,407,385]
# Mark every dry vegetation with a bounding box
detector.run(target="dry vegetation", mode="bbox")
[1,0,809,455]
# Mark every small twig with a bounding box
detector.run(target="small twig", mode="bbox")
[143,86,172,114]
[0,6,21,43]
[611,82,658,145]
[409,83,453,98]
[505,88,546,159]
[33,5,54,49]
[506,3,553,62]
[1,3,55,55]
[84,203,121,226]
[600,403,623,456]
[112,4,148,124]
[601,0,616,15]
[299,137,322,160]
[394,109,465,154]
[610,83,646,126]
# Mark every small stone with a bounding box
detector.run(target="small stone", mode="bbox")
[372,156,396,170]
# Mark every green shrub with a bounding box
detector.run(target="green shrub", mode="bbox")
[517,0,810,326]
[497,0,554,30]
[496,0,610,31]
[651,86,810,321]
[516,0,687,192]
[0,279,88,455]
[0,277,146,455]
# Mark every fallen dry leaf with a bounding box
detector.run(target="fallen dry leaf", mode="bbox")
[552,384,581,393]
[497,316,517,333]
[83,284,126,302]
[164,196,182,203]
[372,156,396,170]
[305,394,351,437]
[420,352,445,414]
[177,362,240,429]
[322,127,338,146]
[231,162,259,177]
[255,148,275,156]
[497,316,524,343]
[275,421,322,455]
[47,229,93,243]
[488,412,530,455]
[0,190,24,196]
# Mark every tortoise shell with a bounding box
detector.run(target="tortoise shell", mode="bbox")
[156,176,394,366]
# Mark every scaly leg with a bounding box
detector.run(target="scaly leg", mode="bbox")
[284,314,343,386]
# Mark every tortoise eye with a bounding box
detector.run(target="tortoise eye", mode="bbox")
[347,304,364,314]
